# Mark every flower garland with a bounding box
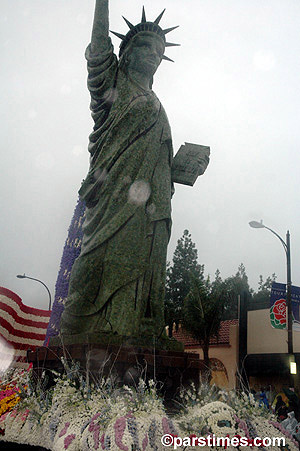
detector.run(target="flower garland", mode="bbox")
[0,369,27,418]
[0,391,21,417]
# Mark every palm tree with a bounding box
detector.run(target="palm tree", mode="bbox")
[183,275,227,382]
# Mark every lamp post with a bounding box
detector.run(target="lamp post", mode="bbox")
[249,220,293,358]
[16,274,52,311]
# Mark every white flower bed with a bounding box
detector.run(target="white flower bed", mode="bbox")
[0,365,299,450]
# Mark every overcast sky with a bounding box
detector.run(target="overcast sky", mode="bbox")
[1,0,300,310]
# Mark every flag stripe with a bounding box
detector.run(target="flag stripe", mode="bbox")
[0,287,51,316]
[0,287,50,367]
[0,318,46,341]
[0,296,50,323]
[0,335,41,350]
[0,304,49,332]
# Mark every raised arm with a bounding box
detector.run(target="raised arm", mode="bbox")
[85,0,118,152]
[90,0,109,53]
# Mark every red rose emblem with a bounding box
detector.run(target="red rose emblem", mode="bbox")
[273,298,286,324]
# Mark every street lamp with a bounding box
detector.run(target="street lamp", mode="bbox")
[248,221,292,357]
[16,274,52,311]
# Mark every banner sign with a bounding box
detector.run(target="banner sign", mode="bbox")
[270,282,300,330]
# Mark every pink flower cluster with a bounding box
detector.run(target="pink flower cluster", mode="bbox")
[64,434,76,449]
[58,421,77,449]
[114,417,128,451]
[59,421,70,438]
[233,414,251,440]
[88,413,101,449]
[269,419,299,448]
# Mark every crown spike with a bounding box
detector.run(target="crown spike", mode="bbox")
[110,30,126,40]
[116,9,180,58]
[165,42,180,47]
[122,16,134,29]
[162,54,174,62]
[154,9,165,25]
[163,25,179,35]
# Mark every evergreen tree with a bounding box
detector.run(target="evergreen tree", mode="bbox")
[219,266,276,318]
[252,273,277,304]
[165,230,204,337]
[222,263,252,320]
[257,273,277,291]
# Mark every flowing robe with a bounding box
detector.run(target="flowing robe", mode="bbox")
[60,37,173,338]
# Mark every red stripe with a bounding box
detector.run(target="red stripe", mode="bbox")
[0,317,47,341]
[0,287,22,304]
[0,301,49,329]
[0,287,51,317]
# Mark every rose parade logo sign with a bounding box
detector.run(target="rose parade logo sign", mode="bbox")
[270,298,287,329]
[270,282,300,330]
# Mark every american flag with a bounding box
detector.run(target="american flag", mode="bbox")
[0,287,51,369]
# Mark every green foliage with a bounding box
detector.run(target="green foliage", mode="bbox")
[220,263,252,320]
[258,273,277,291]
[183,276,225,343]
[182,274,228,379]
[219,266,276,318]
[165,228,277,335]
[252,273,277,305]
[165,230,204,335]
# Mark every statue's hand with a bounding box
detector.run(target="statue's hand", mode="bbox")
[91,0,109,53]
[196,154,210,176]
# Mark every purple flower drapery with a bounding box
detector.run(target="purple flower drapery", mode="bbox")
[44,197,85,344]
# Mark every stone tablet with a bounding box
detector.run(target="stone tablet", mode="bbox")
[172,142,210,186]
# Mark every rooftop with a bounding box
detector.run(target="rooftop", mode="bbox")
[172,319,238,347]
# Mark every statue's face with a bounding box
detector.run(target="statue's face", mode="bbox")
[126,32,165,78]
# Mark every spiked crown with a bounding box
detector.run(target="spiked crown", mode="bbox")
[111,7,179,62]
